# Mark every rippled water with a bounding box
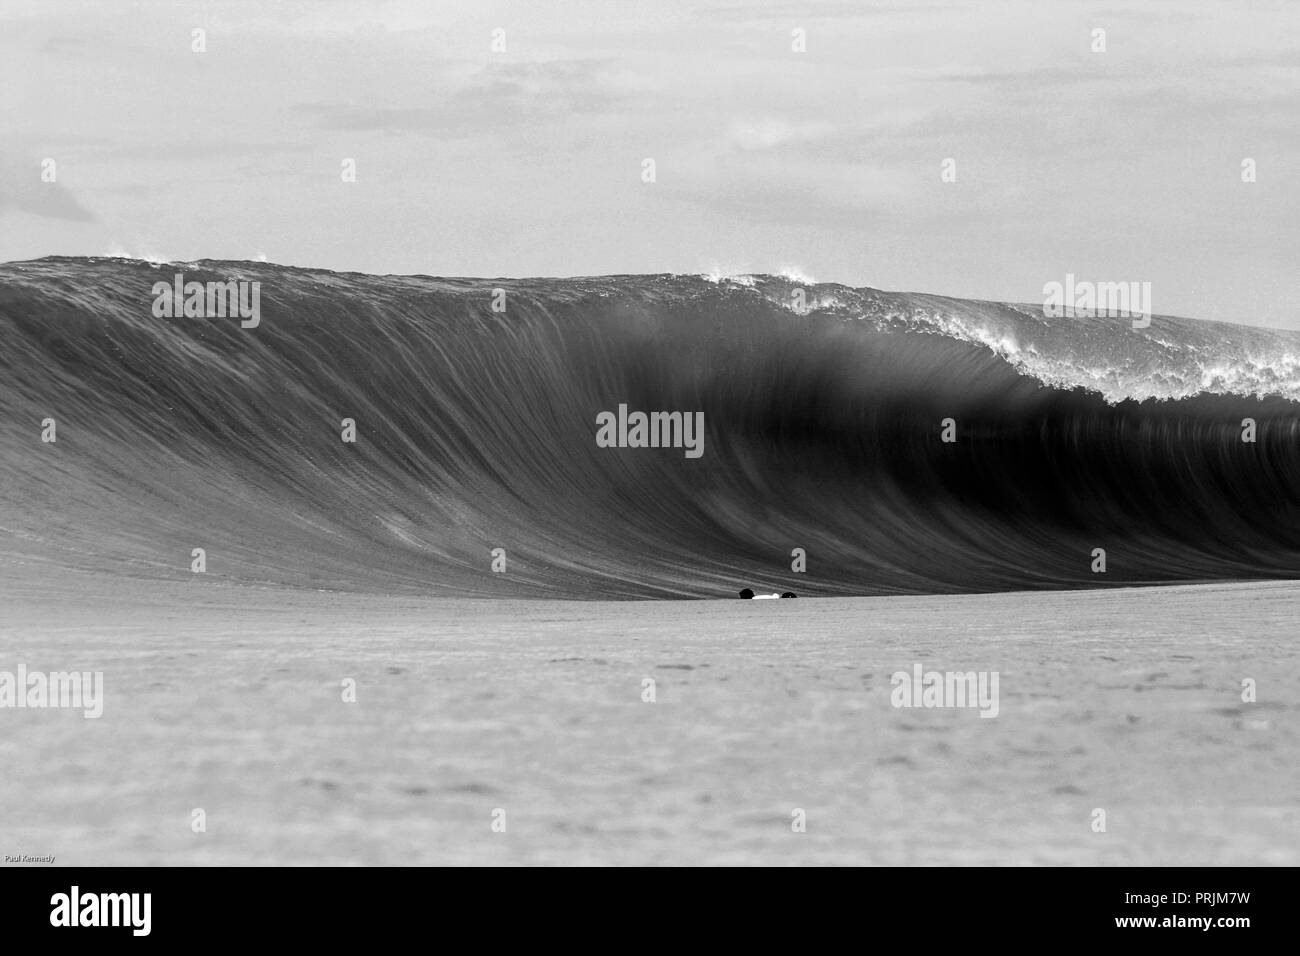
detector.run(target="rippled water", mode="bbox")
[2,568,1294,865]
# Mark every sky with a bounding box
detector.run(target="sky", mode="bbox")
[2,0,1297,326]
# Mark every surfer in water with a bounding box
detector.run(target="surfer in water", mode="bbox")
[739,589,797,599]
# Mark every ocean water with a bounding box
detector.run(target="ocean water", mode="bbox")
[1,569,1294,866]
[2,258,1298,865]
[4,257,1300,599]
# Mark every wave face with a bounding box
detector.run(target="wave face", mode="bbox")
[4,256,1300,599]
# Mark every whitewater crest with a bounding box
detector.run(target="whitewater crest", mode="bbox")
[733,275,1300,403]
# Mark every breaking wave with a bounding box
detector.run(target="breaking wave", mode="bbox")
[3,256,1300,598]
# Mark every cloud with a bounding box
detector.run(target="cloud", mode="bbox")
[0,154,97,223]
[727,118,836,151]
[294,59,634,135]
[704,1,951,22]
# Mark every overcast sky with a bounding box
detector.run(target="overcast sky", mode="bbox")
[2,0,1297,326]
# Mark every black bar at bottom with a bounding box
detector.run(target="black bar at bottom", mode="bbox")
[0,865,1283,944]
